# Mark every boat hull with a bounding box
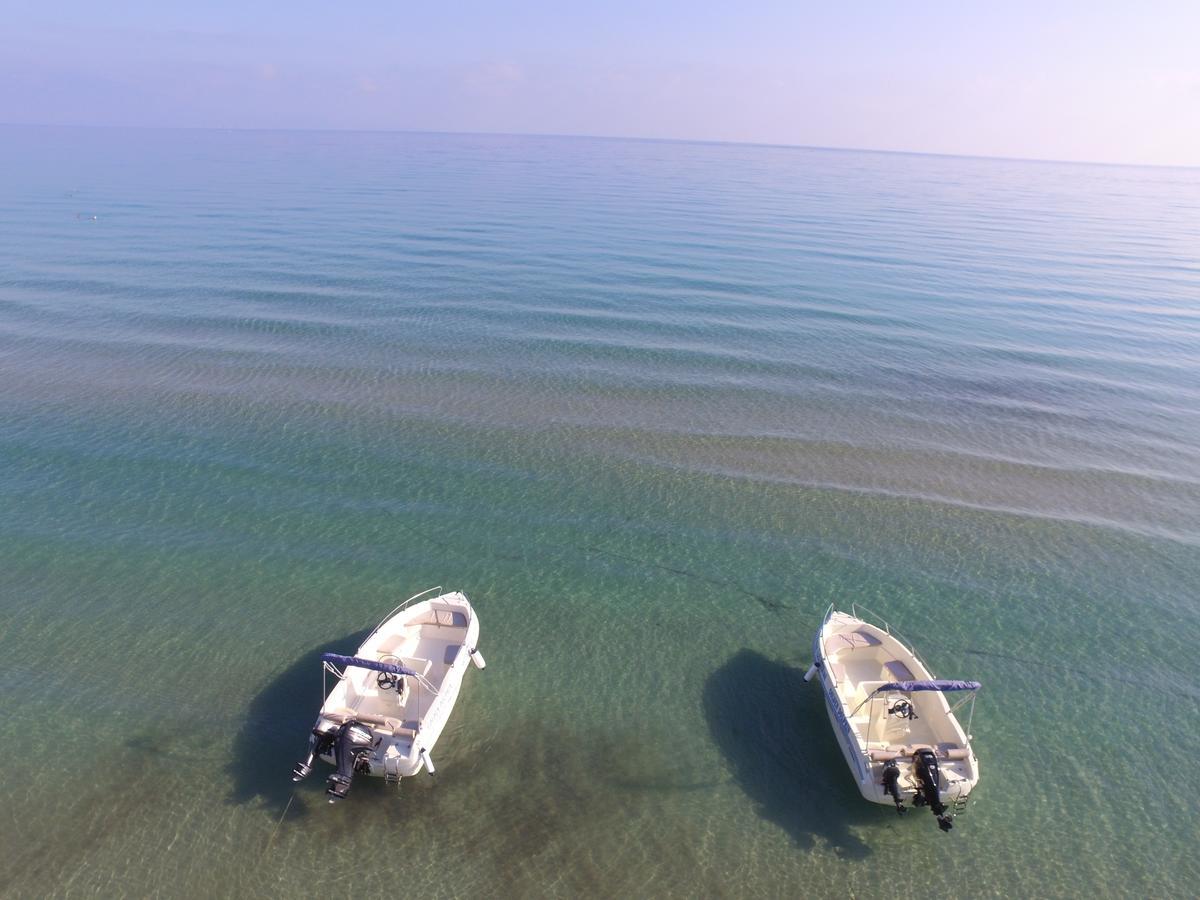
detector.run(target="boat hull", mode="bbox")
[810,608,978,809]
[312,590,481,781]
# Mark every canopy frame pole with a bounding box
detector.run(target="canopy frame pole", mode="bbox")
[852,687,893,718]
[323,661,345,679]
[369,585,443,638]
[947,693,974,716]
[867,691,878,754]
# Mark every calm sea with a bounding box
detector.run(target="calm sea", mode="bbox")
[1,126,1198,898]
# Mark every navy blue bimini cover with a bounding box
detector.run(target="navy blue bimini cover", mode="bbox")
[321,652,419,678]
[877,679,980,693]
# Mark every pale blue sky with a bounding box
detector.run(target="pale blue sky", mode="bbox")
[3,1,1199,165]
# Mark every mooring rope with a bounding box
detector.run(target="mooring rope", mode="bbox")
[263,793,296,857]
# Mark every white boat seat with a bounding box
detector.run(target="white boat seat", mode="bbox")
[435,609,468,627]
[830,630,881,651]
[419,608,468,627]
[884,660,915,681]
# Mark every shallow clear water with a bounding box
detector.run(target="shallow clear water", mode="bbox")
[1,126,1198,898]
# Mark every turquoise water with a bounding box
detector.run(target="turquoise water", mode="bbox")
[1,125,1198,898]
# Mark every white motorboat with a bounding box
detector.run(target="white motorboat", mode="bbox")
[804,605,980,831]
[292,587,485,802]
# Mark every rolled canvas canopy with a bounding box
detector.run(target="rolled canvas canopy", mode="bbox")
[321,652,419,678]
[877,679,980,693]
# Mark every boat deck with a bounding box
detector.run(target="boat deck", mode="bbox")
[348,622,468,721]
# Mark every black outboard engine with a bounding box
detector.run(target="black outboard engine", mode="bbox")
[324,721,376,803]
[292,726,338,782]
[881,760,905,815]
[911,748,953,832]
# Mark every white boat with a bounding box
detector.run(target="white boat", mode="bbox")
[804,605,980,831]
[292,587,485,802]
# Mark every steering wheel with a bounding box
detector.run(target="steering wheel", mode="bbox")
[889,699,916,719]
[376,671,400,691]
[375,654,404,691]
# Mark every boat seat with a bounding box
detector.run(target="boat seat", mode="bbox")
[321,709,392,727]
[320,706,358,723]
[830,630,881,652]
[433,609,467,627]
[419,608,468,627]
[869,743,969,762]
[321,711,423,743]
[937,743,970,761]
[356,712,392,727]
[884,660,915,681]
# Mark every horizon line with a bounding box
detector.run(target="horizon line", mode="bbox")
[2,120,1197,172]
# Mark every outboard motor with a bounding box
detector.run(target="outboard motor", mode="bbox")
[881,760,905,815]
[911,748,953,832]
[292,726,337,782]
[325,721,376,803]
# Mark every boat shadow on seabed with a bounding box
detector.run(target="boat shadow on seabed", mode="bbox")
[227,629,371,818]
[703,649,874,859]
